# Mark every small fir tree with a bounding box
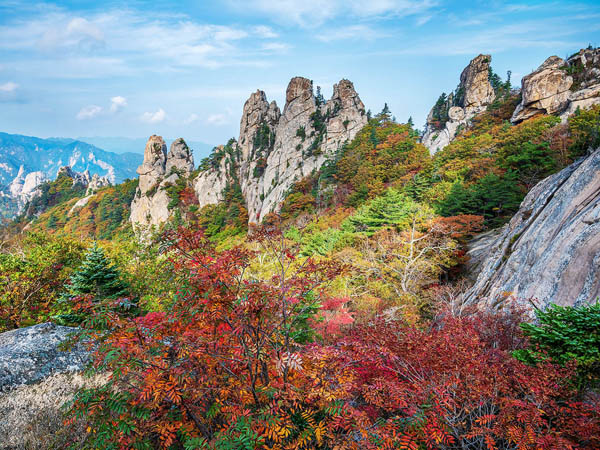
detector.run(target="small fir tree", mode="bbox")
[66,243,128,300]
[56,243,131,324]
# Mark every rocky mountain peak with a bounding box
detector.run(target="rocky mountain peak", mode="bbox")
[422,54,496,154]
[130,136,194,231]
[459,54,495,110]
[166,138,194,174]
[330,79,362,109]
[192,76,367,224]
[285,76,314,106]
[238,90,280,160]
[139,135,168,178]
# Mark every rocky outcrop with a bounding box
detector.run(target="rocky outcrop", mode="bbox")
[130,136,194,230]
[6,166,47,209]
[86,172,111,195]
[512,47,600,123]
[422,54,495,154]
[194,77,367,223]
[194,144,237,209]
[463,148,600,309]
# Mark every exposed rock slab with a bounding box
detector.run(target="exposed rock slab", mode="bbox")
[463,148,600,309]
[0,322,89,392]
[0,323,101,449]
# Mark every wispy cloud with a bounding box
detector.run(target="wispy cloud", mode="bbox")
[183,113,200,125]
[141,108,166,124]
[76,104,102,120]
[0,7,288,78]
[228,0,438,27]
[316,25,388,42]
[0,82,18,92]
[254,25,278,38]
[206,113,229,126]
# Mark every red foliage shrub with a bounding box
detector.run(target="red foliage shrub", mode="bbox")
[324,315,600,449]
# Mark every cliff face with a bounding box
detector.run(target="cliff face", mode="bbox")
[194,77,367,223]
[130,136,194,230]
[422,54,495,154]
[512,48,600,123]
[464,148,600,309]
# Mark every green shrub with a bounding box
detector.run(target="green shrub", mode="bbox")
[513,303,600,390]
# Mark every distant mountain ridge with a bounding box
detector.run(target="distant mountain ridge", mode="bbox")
[0,132,142,218]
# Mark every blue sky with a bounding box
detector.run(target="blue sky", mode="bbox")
[0,0,599,156]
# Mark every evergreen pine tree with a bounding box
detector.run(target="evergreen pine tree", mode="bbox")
[55,243,131,325]
[347,188,425,235]
[67,243,128,299]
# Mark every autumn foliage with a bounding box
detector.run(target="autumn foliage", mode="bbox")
[64,227,600,450]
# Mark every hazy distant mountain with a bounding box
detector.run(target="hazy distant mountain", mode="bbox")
[0,132,142,218]
[77,136,214,159]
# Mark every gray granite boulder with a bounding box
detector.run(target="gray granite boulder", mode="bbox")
[0,322,89,392]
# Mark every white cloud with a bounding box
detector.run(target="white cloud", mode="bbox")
[141,108,166,123]
[76,104,102,120]
[261,42,290,52]
[184,113,200,125]
[38,16,105,52]
[0,9,278,73]
[416,14,433,26]
[109,95,127,113]
[206,113,229,126]
[0,81,18,92]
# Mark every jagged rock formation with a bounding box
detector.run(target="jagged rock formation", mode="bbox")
[195,77,367,223]
[464,148,600,309]
[194,144,237,208]
[0,323,101,448]
[422,54,495,154]
[512,48,600,123]
[130,136,194,229]
[67,172,112,216]
[56,166,110,193]
[6,166,47,210]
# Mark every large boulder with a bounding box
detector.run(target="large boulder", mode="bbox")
[0,323,101,449]
[463,148,600,309]
[0,322,88,391]
[512,48,600,123]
